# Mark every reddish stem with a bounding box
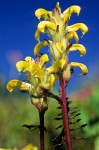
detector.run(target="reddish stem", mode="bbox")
[39,111,45,150]
[59,74,72,150]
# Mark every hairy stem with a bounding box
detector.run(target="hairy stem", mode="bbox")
[39,111,45,150]
[59,74,72,150]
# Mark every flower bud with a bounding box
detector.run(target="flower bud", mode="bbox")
[63,64,71,83]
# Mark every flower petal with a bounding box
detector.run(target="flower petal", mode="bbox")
[38,21,56,32]
[45,74,58,89]
[6,80,31,92]
[69,44,86,56]
[35,29,40,41]
[70,62,88,75]
[31,64,44,81]
[25,56,34,63]
[56,42,65,53]
[35,8,52,19]
[67,23,88,35]
[34,41,48,56]
[63,5,81,22]
[66,31,79,43]
[63,64,71,82]
[40,54,49,62]
[16,61,30,72]
[16,60,44,81]
[47,59,66,74]
[55,2,61,14]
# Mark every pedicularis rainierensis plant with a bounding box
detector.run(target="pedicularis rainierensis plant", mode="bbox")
[7,2,88,150]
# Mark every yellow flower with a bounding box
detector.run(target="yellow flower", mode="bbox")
[34,41,49,56]
[35,8,52,20]
[69,44,86,56]
[66,31,79,43]
[47,58,66,74]
[35,29,40,41]
[37,21,56,33]
[63,62,88,82]
[7,80,32,92]
[39,53,49,62]
[56,42,65,53]
[62,5,81,22]
[22,144,38,150]
[63,64,71,82]
[25,56,35,63]
[67,23,88,35]
[44,74,58,89]
[70,62,88,75]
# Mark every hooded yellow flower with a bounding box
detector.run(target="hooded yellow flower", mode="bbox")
[7,80,32,92]
[63,62,88,82]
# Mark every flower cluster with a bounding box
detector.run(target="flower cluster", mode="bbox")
[34,2,88,81]
[7,54,58,111]
[7,2,88,111]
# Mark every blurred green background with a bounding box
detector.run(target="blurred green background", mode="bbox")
[0,78,99,150]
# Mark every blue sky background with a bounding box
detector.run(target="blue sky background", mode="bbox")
[0,0,99,92]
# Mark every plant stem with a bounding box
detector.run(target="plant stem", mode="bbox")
[39,111,45,150]
[59,74,72,150]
